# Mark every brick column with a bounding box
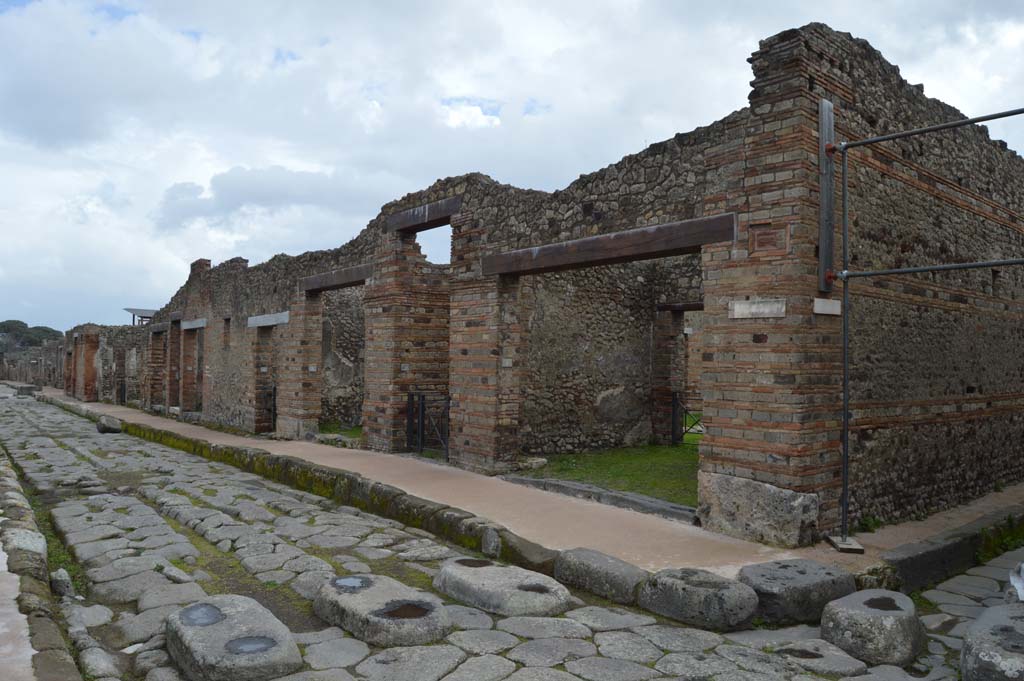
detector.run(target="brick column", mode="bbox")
[166,321,181,408]
[80,333,99,402]
[275,290,324,439]
[180,329,204,412]
[696,29,836,546]
[362,231,450,452]
[446,214,528,472]
[147,331,166,407]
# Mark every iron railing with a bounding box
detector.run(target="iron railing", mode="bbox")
[671,391,702,445]
[406,392,450,461]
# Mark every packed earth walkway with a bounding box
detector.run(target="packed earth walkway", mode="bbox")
[1,388,1021,681]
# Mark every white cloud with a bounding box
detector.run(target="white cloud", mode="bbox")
[441,103,502,129]
[0,1,1022,330]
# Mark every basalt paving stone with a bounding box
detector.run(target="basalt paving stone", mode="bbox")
[564,656,662,681]
[434,557,573,616]
[655,650,739,678]
[593,630,664,663]
[354,644,467,681]
[441,654,517,681]
[165,595,303,681]
[566,606,655,631]
[313,574,453,646]
[632,624,724,652]
[506,637,598,666]
[446,628,520,654]
[445,604,494,630]
[497,616,593,639]
[302,637,371,669]
[506,670,583,681]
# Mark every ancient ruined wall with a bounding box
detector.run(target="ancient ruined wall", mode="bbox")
[0,340,64,387]
[147,228,381,432]
[321,287,365,427]
[801,26,1024,525]
[518,264,656,455]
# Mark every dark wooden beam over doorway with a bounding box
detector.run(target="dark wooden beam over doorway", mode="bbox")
[385,195,463,233]
[481,212,736,277]
[299,263,373,294]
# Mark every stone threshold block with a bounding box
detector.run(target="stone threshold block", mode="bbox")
[554,548,650,605]
[434,557,573,616]
[637,568,758,631]
[166,595,303,681]
[314,574,452,646]
[738,558,856,624]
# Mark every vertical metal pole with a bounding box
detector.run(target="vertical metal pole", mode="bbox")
[417,394,425,454]
[444,395,451,462]
[841,146,851,542]
[406,393,414,450]
[671,392,680,445]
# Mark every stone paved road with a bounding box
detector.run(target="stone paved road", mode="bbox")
[0,396,999,681]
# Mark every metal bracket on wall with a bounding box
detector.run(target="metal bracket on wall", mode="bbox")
[818,98,835,293]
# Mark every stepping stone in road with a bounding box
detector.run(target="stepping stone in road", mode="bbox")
[820,589,926,667]
[738,558,855,624]
[433,557,572,616]
[313,574,452,646]
[165,595,302,681]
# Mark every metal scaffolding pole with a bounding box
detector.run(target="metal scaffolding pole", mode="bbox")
[827,104,1024,553]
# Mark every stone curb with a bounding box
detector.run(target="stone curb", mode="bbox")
[880,504,1024,593]
[0,445,85,681]
[502,474,698,524]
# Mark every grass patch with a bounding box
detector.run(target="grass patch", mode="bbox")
[25,488,90,596]
[910,590,939,616]
[319,421,362,439]
[855,515,884,534]
[978,514,1024,563]
[519,439,701,507]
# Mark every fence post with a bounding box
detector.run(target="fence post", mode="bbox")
[417,393,425,454]
[671,391,680,445]
[406,392,415,450]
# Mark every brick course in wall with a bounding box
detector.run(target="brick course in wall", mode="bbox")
[53,23,1024,546]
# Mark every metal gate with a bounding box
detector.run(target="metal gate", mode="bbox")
[670,391,703,445]
[406,392,450,461]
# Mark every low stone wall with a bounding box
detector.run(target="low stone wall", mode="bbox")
[0,448,84,681]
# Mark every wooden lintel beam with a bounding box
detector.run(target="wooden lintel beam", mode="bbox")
[481,213,735,277]
[656,302,704,312]
[299,263,373,294]
[385,195,463,233]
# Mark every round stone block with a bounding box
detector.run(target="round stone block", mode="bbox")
[165,595,302,681]
[820,589,926,667]
[961,603,1024,680]
[636,568,758,631]
[738,559,856,624]
[434,557,572,616]
[313,574,452,646]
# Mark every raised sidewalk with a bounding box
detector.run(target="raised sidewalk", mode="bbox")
[34,388,1024,580]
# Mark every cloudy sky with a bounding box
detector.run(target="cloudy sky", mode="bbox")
[1,1,1022,330]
